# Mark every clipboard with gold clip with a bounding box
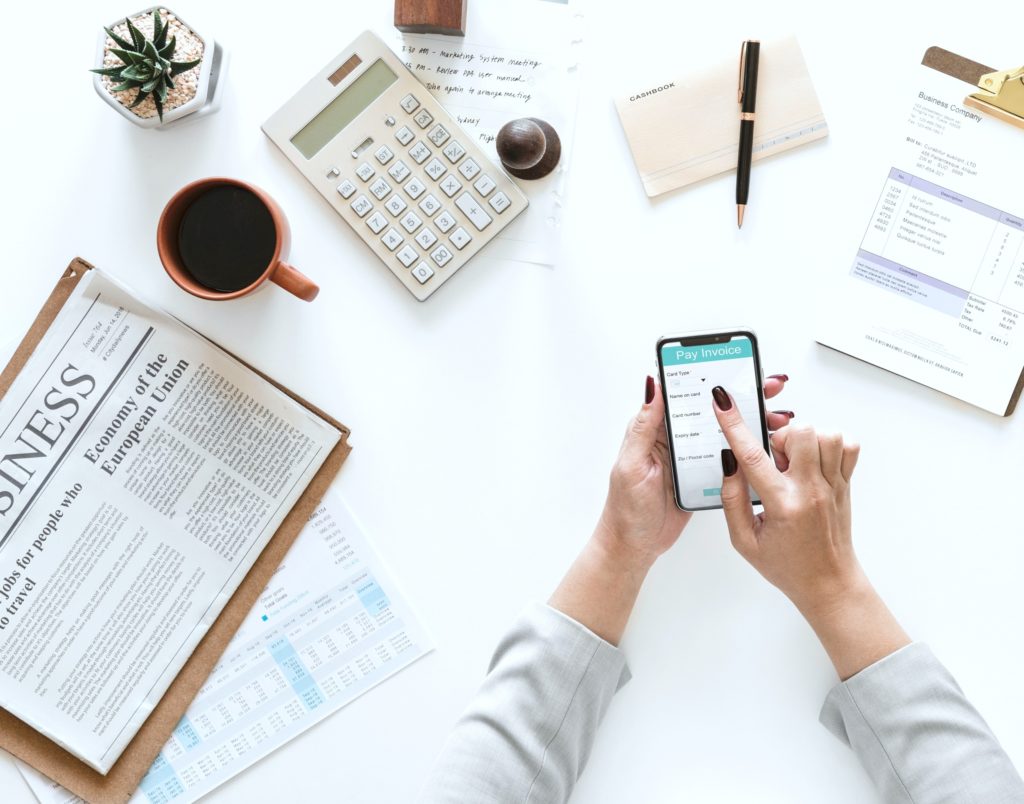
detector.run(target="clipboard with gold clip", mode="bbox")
[965,65,1024,129]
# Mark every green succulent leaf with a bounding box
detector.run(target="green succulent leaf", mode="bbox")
[155,81,169,102]
[110,80,138,92]
[109,47,144,66]
[142,75,163,93]
[163,72,174,88]
[90,65,125,77]
[153,11,169,50]
[170,58,201,77]
[154,94,165,121]
[126,17,145,51]
[159,35,177,59]
[121,64,154,81]
[104,26,133,51]
[130,88,151,107]
[143,39,160,62]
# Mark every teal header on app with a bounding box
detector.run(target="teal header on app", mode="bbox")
[661,337,752,366]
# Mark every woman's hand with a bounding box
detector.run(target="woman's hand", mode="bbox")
[712,388,910,679]
[595,375,793,572]
[550,375,791,645]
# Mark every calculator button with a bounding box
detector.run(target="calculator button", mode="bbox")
[400,94,420,113]
[434,210,457,233]
[409,141,432,164]
[395,125,415,146]
[400,211,423,233]
[396,244,419,268]
[415,228,438,249]
[455,192,493,231]
[458,158,481,180]
[449,227,472,250]
[430,245,454,267]
[424,158,447,181]
[473,174,496,197]
[419,194,442,216]
[369,177,391,200]
[427,124,450,147]
[336,179,356,199]
[381,228,404,251]
[385,194,408,217]
[374,145,394,165]
[404,177,427,199]
[388,160,411,183]
[489,192,512,214]
[356,162,375,182]
[412,262,435,284]
[350,195,373,217]
[413,109,434,129]
[442,141,466,163]
[365,211,388,234]
[439,176,462,198]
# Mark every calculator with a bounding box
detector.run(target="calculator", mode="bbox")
[262,30,528,301]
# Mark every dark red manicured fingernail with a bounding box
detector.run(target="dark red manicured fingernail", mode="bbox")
[772,410,795,418]
[721,449,737,477]
[645,375,655,404]
[712,386,732,410]
[768,374,789,382]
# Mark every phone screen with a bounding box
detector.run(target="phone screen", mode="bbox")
[659,333,767,510]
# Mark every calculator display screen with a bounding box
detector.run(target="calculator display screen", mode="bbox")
[291,59,398,159]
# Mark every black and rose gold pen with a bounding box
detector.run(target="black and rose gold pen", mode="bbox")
[736,39,760,228]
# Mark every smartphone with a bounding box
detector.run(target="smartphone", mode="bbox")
[656,329,771,511]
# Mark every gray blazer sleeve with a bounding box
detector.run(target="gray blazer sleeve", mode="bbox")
[419,604,630,804]
[820,642,1024,803]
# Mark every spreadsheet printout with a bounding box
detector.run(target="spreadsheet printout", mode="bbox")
[16,489,432,804]
[818,63,1024,414]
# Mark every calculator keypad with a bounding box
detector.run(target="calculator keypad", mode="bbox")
[404,177,427,199]
[388,160,411,183]
[322,77,527,299]
[409,142,431,164]
[427,124,450,147]
[369,177,391,200]
[351,195,372,217]
[415,228,438,249]
[366,211,388,234]
[424,158,447,181]
[443,141,466,163]
[419,194,442,216]
[382,228,404,250]
[385,194,408,216]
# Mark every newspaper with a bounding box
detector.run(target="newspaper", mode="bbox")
[16,488,432,804]
[0,270,340,773]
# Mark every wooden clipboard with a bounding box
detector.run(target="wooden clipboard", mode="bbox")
[0,258,352,803]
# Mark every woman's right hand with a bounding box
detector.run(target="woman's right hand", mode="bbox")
[711,385,910,679]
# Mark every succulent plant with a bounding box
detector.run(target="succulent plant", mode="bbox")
[90,10,201,120]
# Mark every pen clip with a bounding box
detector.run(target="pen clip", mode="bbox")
[738,40,748,104]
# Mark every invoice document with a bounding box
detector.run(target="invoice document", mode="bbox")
[818,61,1024,415]
[15,488,431,804]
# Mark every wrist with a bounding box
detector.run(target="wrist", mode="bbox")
[592,516,659,578]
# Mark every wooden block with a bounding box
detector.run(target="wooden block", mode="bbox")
[394,0,467,36]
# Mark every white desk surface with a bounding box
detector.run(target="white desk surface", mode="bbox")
[2,1,1022,802]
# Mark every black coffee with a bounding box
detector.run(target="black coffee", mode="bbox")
[177,186,277,293]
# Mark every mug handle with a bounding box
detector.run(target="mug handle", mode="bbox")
[271,262,319,302]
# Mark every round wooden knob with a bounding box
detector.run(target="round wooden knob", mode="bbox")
[496,117,561,180]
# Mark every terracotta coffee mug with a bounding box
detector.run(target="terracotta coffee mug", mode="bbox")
[157,177,319,302]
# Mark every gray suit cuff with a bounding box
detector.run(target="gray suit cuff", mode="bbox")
[820,642,1024,803]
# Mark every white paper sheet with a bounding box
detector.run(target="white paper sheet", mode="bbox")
[15,488,431,804]
[817,63,1024,415]
[393,0,581,265]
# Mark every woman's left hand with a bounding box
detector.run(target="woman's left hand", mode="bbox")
[595,374,793,571]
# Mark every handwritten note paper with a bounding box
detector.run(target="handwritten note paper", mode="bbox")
[394,0,580,266]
